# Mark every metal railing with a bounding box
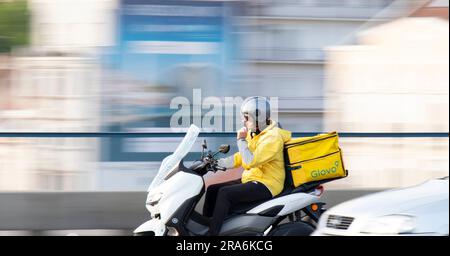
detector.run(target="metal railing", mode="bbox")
[1,131,447,162]
[0,132,448,138]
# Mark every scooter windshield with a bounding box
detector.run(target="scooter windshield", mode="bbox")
[147,124,200,191]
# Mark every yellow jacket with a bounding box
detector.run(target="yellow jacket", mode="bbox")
[233,122,292,196]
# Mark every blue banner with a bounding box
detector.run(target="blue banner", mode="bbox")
[109,0,237,84]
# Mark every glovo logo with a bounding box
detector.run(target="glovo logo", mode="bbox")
[310,161,339,179]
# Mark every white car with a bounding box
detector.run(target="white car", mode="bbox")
[312,177,449,236]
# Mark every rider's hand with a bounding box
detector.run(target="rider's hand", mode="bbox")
[237,127,248,140]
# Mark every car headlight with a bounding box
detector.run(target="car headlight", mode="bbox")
[361,215,416,235]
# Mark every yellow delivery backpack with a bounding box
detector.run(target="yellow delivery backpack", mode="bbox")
[284,132,348,189]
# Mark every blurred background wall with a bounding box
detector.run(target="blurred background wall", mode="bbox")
[324,16,449,188]
[0,0,448,192]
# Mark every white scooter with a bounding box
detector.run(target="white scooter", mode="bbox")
[134,125,327,236]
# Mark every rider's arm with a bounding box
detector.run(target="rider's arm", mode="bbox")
[217,155,235,169]
[239,134,283,169]
[237,138,255,165]
[217,151,245,169]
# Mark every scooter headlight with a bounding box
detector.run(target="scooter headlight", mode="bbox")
[147,192,163,206]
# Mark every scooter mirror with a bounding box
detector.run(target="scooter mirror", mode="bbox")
[202,139,207,149]
[218,144,230,154]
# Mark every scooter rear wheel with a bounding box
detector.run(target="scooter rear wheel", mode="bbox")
[133,231,156,236]
[269,221,315,236]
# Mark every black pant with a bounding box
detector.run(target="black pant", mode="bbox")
[203,179,272,236]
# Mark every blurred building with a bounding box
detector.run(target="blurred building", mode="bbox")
[0,0,114,190]
[0,56,13,111]
[324,16,449,188]
[1,0,448,191]
[232,0,428,132]
[29,0,117,53]
[0,52,102,190]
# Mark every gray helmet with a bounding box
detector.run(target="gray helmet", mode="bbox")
[240,96,271,132]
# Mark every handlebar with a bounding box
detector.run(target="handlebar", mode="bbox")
[200,155,227,173]
[195,142,229,173]
[215,166,226,172]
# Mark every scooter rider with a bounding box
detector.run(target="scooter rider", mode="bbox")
[203,96,292,236]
